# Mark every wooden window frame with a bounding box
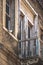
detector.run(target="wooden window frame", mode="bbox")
[3,0,19,41]
[3,0,15,33]
[18,11,25,57]
[6,0,10,30]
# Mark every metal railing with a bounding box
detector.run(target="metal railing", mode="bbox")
[18,37,39,59]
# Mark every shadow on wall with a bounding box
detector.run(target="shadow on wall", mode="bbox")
[0,43,20,65]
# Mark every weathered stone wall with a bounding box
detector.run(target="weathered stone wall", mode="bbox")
[0,0,43,65]
[0,0,20,65]
[0,0,3,43]
[28,0,43,20]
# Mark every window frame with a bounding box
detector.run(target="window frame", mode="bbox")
[3,0,19,42]
[6,0,10,30]
[18,12,25,57]
[3,0,15,33]
[18,0,39,57]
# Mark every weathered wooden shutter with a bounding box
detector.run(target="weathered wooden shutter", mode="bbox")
[36,39,40,56]
[9,0,15,32]
[24,16,28,57]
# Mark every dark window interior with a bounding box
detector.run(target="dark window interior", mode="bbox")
[28,26,30,56]
[6,0,9,5]
[28,27,30,38]
[6,0,15,33]
[6,15,10,29]
[6,0,10,29]
[17,21,21,40]
[34,39,36,55]
[6,4,9,14]
[18,20,21,52]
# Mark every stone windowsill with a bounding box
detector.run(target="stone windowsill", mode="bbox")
[3,27,18,42]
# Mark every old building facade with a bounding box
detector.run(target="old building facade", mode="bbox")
[0,0,43,65]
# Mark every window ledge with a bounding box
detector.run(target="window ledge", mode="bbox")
[25,0,38,16]
[3,27,18,42]
[20,8,34,26]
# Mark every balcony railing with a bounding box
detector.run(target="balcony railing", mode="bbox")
[18,37,39,59]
